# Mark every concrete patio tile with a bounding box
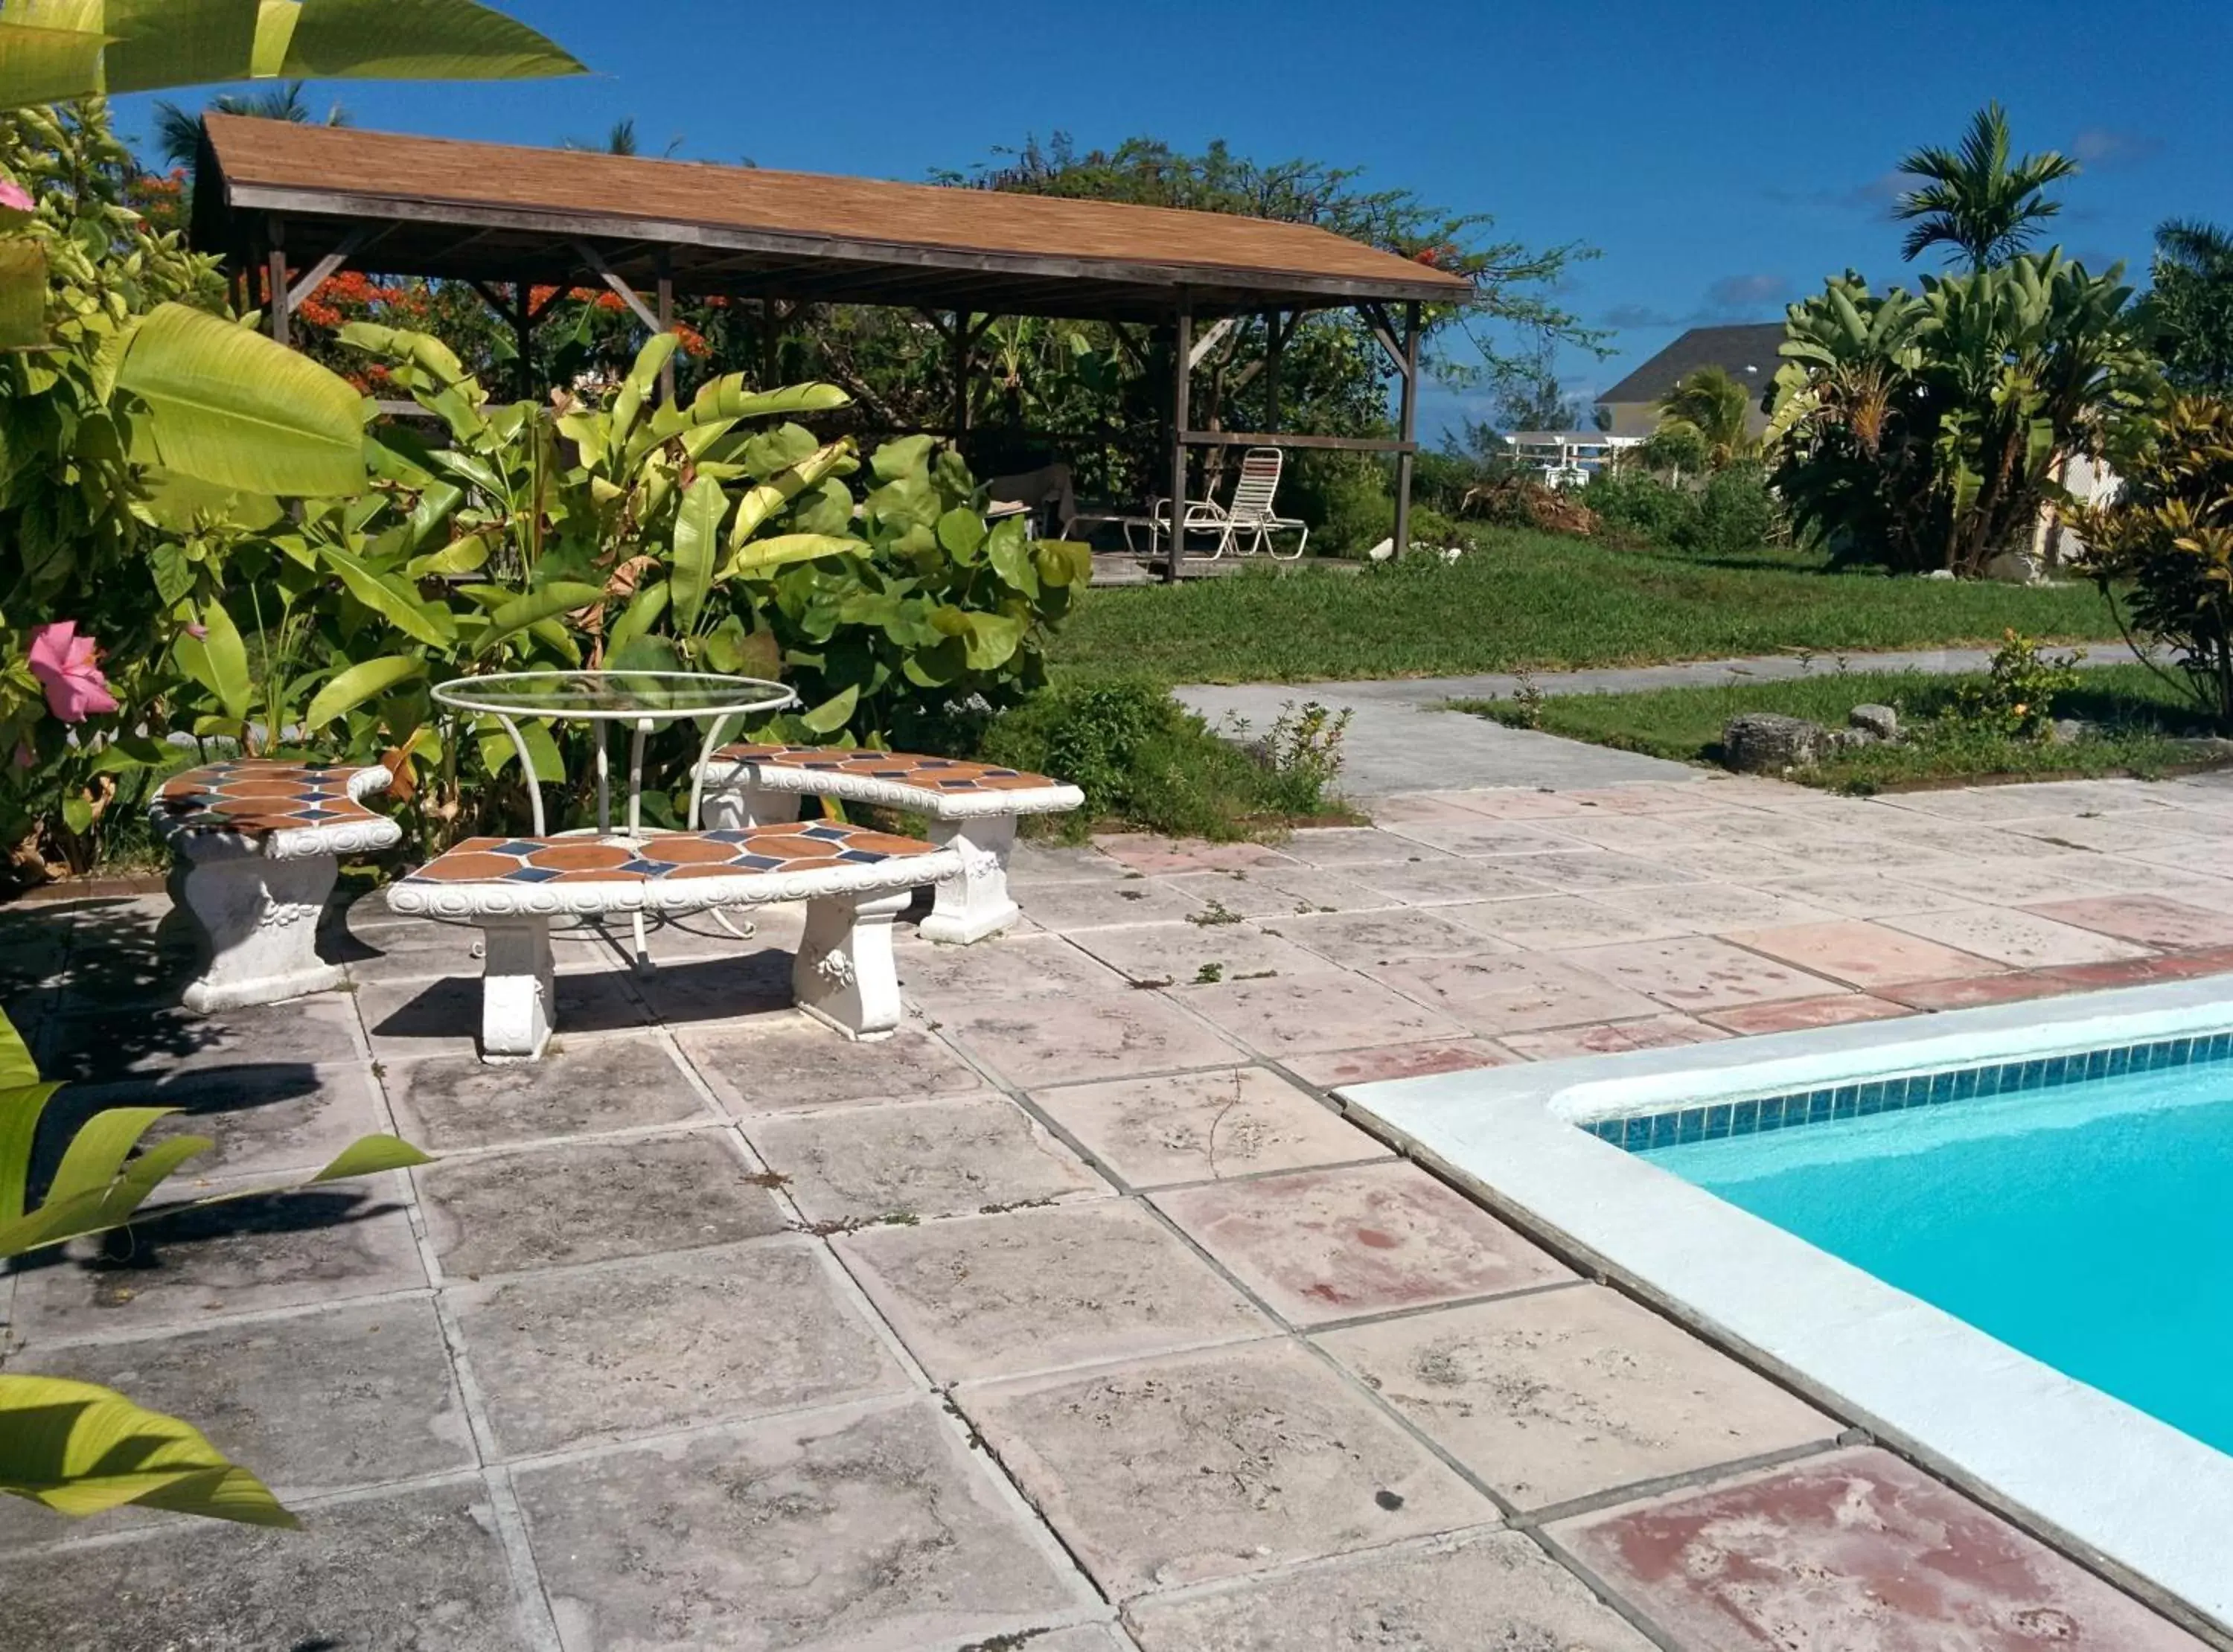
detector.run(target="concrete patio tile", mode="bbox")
[1555,783,1718,815]
[962,1339,1492,1596]
[0,1297,471,1523]
[1097,834,1302,874]
[1882,971,2080,1011]
[1876,784,2089,822]
[1281,825,1454,867]
[1153,1161,1572,1325]
[1525,810,1721,852]
[1008,840,1133,884]
[1068,920,1329,986]
[418,1132,790,1279]
[630,945,801,1024]
[2042,952,2233,990]
[1123,1528,1656,1651]
[514,1398,1093,1652]
[1271,906,1520,967]
[1029,1626,1136,1651]
[1372,791,1518,825]
[39,991,363,1086]
[1281,1038,1517,1089]
[1022,880,1217,932]
[383,1032,712,1151]
[1153,868,1367,920]
[51,1061,392,1182]
[1703,993,1914,1035]
[1360,953,1661,1037]
[896,931,1131,1009]
[2026,894,2233,950]
[450,1239,909,1456]
[1028,1066,1382,1188]
[1882,906,2152,970]
[0,1479,540,1650]
[9,1174,427,1339]
[1439,894,1691,950]
[356,969,650,1063]
[1346,857,1562,906]
[1481,848,1708,894]
[1496,1014,1731,1060]
[939,990,1244,1086]
[1724,920,2003,991]
[1594,881,1844,934]
[1646,842,1821,884]
[1547,1447,2208,1651]
[1893,854,2124,905]
[680,1018,986,1112]
[1753,871,1978,918]
[834,1201,1270,1382]
[1379,816,1582,857]
[750,1092,1108,1226]
[1172,970,1472,1057]
[2001,813,2200,856]
[1440,787,1597,819]
[1318,1285,1836,1511]
[1559,935,1844,1012]
[1248,865,1410,913]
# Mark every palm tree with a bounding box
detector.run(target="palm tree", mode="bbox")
[1894,103,2078,272]
[2156,217,2233,279]
[152,82,348,176]
[562,118,680,159]
[2142,218,2233,393]
[1655,365,1756,467]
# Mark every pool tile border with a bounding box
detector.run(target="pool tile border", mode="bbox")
[1588,1030,2233,1153]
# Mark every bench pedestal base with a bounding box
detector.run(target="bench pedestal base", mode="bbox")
[919,815,1020,945]
[793,887,910,1040]
[170,845,344,1014]
[478,918,556,1063]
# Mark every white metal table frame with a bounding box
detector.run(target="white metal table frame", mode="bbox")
[430,670,798,967]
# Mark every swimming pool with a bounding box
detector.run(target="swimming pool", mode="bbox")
[1337,979,2233,1638]
[1636,1042,2233,1455]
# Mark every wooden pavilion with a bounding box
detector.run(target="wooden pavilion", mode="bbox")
[190,115,1470,575]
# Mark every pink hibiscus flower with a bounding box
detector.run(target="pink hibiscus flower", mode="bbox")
[0,181,31,214]
[26,621,118,723]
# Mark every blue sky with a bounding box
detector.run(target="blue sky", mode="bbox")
[115,0,2233,443]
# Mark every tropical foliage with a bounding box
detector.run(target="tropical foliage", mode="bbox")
[1767,254,2156,574]
[1893,102,2078,272]
[0,1004,428,1526]
[1652,365,1757,469]
[2138,219,2233,395]
[2077,396,2233,729]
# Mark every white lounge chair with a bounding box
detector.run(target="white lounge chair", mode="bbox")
[1151,446,1309,560]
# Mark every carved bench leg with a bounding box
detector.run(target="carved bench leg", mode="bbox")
[479,918,555,1062]
[702,782,799,831]
[918,814,1020,945]
[173,840,344,1013]
[793,886,910,1040]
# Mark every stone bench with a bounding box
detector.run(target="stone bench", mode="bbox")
[383,822,957,1061]
[700,744,1082,945]
[150,759,403,1012]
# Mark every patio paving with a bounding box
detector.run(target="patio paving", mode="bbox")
[5,766,2233,1648]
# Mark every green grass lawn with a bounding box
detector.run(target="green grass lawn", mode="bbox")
[1051,529,2127,682]
[1457,662,2228,792]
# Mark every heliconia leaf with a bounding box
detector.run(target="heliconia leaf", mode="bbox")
[729,441,854,550]
[304,655,424,730]
[115,304,364,499]
[0,236,47,351]
[198,598,252,723]
[308,1133,433,1182]
[41,1107,182,1213]
[476,582,604,652]
[689,380,849,423]
[605,580,671,658]
[723,533,861,578]
[0,22,113,109]
[322,544,456,647]
[0,1081,58,1229]
[0,1375,297,1526]
[0,1006,38,1094]
[799,683,858,734]
[278,0,584,80]
[670,473,726,632]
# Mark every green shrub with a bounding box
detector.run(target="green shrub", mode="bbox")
[1687,461,1780,557]
[1945,629,2086,738]
[981,676,1349,839]
[1287,451,1393,557]
[1585,469,1699,543]
[1408,506,1458,547]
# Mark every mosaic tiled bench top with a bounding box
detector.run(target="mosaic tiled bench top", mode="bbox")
[1588,1031,2233,1155]
[702,743,1083,819]
[385,822,959,920]
[151,759,401,860]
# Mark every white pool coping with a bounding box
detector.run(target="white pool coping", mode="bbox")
[1338,977,2233,1639]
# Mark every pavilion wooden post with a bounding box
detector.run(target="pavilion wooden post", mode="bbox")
[1166,306,1192,585]
[264,217,288,347]
[656,261,676,404]
[1392,301,1421,557]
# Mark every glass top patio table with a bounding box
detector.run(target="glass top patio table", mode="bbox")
[431,670,793,723]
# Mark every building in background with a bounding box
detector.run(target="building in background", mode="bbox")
[1594,322,1785,438]
[1503,431,1641,487]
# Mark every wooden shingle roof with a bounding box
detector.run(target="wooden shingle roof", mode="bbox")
[194,117,1470,321]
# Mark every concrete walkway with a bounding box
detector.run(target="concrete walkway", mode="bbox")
[1177,644,2140,797]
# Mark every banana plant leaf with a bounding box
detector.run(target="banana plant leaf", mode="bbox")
[0,1375,296,1526]
[116,304,365,499]
[0,0,582,107]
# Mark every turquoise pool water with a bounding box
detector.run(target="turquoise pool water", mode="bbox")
[1641,1054,2233,1456]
